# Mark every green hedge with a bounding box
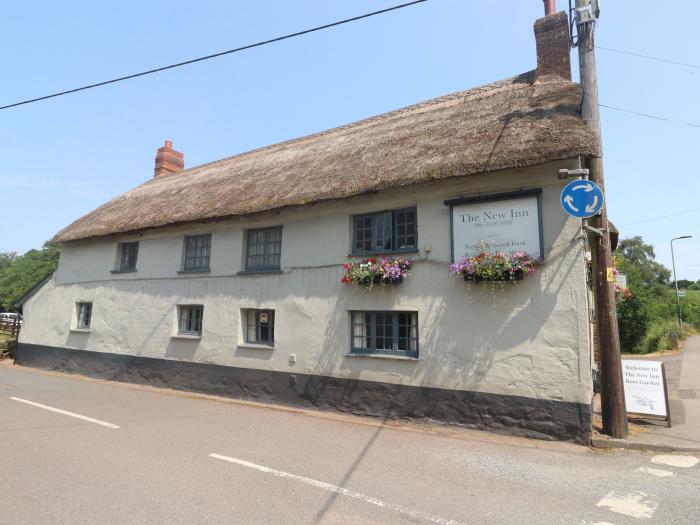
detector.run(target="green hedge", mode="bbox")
[637,319,690,354]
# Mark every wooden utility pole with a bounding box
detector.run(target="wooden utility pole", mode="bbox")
[575,0,628,437]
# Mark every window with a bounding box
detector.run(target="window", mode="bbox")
[246,227,282,271]
[245,309,275,346]
[183,234,211,271]
[76,302,93,329]
[178,305,203,336]
[118,242,139,272]
[351,311,418,358]
[352,207,417,254]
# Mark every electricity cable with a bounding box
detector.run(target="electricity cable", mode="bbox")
[0,1,427,110]
[597,46,700,71]
[620,207,700,227]
[600,104,700,129]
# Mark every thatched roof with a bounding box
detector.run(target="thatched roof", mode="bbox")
[54,71,600,243]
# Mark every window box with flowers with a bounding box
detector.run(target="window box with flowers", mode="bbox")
[449,250,536,282]
[341,257,411,288]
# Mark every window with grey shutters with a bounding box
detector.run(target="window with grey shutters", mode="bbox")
[76,302,93,329]
[351,311,418,358]
[118,242,139,272]
[178,305,203,336]
[352,207,417,254]
[183,234,211,271]
[246,227,282,271]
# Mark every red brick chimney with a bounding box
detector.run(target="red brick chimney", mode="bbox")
[534,9,572,81]
[154,140,184,178]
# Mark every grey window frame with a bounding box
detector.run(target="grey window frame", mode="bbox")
[183,234,212,271]
[245,309,275,346]
[76,302,93,329]
[178,305,204,336]
[351,207,417,255]
[118,241,139,272]
[245,226,282,271]
[350,311,418,358]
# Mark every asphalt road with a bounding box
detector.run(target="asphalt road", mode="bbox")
[1,363,699,525]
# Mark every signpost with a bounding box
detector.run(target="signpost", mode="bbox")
[560,180,604,219]
[622,359,671,427]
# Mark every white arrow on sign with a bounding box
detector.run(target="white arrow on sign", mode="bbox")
[585,195,599,214]
[572,183,594,192]
[564,194,578,212]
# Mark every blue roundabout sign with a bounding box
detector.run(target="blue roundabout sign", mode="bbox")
[560,180,604,218]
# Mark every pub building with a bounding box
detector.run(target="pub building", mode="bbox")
[16,10,599,443]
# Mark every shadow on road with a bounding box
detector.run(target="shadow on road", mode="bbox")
[313,418,387,524]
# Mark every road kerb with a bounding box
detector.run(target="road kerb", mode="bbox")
[591,436,700,454]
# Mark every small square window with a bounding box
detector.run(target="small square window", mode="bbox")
[178,305,203,336]
[245,309,275,346]
[76,302,93,329]
[246,227,282,271]
[183,235,211,271]
[118,242,139,272]
[351,311,418,358]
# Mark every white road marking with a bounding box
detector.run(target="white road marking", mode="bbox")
[636,466,674,478]
[596,491,658,519]
[651,455,699,468]
[209,453,465,525]
[10,397,120,429]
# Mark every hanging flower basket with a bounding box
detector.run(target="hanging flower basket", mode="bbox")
[342,257,411,288]
[450,250,536,283]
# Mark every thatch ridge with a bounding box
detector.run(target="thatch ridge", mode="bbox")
[54,72,600,243]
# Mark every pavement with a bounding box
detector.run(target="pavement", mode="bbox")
[593,335,700,453]
[1,362,699,524]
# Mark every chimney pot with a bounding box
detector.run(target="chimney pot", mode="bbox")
[534,11,572,81]
[543,0,556,16]
[154,140,184,178]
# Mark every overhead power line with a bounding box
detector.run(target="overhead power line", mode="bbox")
[597,46,700,70]
[0,0,427,111]
[600,104,700,129]
[621,207,700,227]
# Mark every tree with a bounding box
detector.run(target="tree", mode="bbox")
[0,252,17,273]
[615,236,700,353]
[617,236,671,287]
[673,279,694,290]
[615,237,674,353]
[0,242,60,311]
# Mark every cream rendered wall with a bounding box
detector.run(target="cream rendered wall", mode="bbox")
[21,160,593,404]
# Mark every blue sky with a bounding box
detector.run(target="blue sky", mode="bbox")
[2,1,699,279]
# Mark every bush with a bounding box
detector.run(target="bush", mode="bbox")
[615,237,699,355]
[637,319,689,354]
[679,295,700,329]
[0,334,15,359]
[617,293,652,352]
